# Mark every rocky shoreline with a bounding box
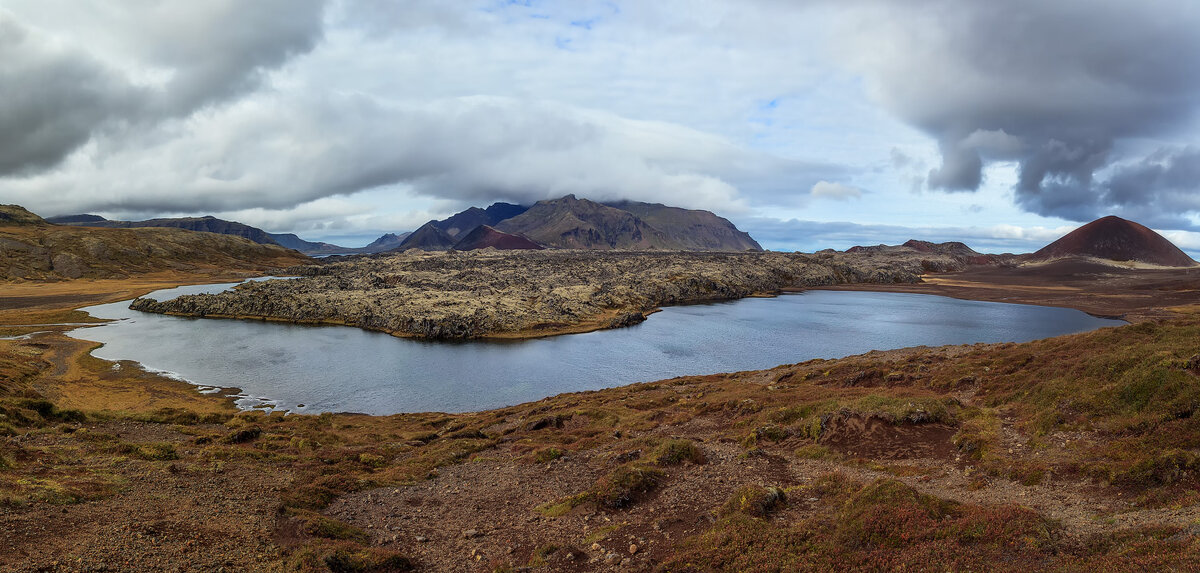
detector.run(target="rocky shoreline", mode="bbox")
[130,247,989,339]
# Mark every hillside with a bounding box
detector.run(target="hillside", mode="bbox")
[394,221,457,251]
[4,278,1200,570]
[1030,215,1196,267]
[389,196,762,252]
[433,202,528,239]
[51,215,281,246]
[495,195,676,250]
[265,233,355,256]
[1,206,310,280]
[846,239,1012,269]
[450,225,543,250]
[0,204,48,226]
[360,232,411,253]
[493,195,761,251]
[605,199,762,251]
[46,213,419,256]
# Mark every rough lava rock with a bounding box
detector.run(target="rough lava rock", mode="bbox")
[131,247,990,340]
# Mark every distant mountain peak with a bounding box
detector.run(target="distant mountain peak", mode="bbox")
[394,221,457,251]
[1030,215,1196,267]
[434,201,530,239]
[389,195,767,252]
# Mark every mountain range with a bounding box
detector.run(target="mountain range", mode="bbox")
[37,202,1194,266]
[394,195,762,252]
[45,214,398,256]
[46,195,762,255]
[2,205,308,280]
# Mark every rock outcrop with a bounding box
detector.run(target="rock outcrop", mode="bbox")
[131,247,984,339]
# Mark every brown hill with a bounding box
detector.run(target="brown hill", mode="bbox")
[604,200,762,251]
[845,240,1010,270]
[1030,216,1196,267]
[394,221,456,251]
[49,214,282,246]
[2,206,309,280]
[434,203,528,239]
[360,232,411,253]
[395,196,761,252]
[451,225,543,251]
[496,195,673,250]
[0,205,47,226]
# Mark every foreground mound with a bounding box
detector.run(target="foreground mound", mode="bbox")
[1030,216,1196,267]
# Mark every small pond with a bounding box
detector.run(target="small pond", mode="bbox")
[76,283,1124,414]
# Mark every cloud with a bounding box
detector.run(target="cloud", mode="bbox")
[4,0,1196,240]
[1099,147,1200,228]
[810,181,863,200]
[838,0,1200,224]
[10,93,843,220]
[0,2,326,177]
[0,12,145,175]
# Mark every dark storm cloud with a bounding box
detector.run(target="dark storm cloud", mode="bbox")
[847,0,1200,223]
[1098,147,1200,228]
[0,15,144,175]
[142,1,328,113]
[0,2,326,177]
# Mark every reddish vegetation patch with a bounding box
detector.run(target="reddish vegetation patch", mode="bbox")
[819,414,958,460]
[1031,215,1196,267]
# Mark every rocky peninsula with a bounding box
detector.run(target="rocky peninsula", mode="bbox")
[130,246,989,339]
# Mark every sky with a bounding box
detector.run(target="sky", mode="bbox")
[2,0,1200,254]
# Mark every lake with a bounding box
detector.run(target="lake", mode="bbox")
[76,282,1124,415]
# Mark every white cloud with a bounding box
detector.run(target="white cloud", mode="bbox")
[810,181,863,201]
[2,0,1196,244]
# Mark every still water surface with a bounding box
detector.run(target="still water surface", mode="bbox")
[77,282,1124,414]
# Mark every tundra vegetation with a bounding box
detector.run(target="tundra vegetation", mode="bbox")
[3,290,1200,569]
[2,211,1199,570]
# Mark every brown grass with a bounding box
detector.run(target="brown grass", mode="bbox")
[3,269,1200,569]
